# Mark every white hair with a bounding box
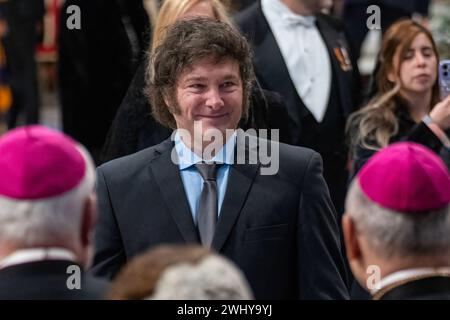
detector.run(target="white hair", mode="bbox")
[148,254,254,300]
[346,179,450,259]
[0,145,96,248]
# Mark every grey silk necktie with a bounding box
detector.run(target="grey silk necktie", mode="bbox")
[195,162,222,247]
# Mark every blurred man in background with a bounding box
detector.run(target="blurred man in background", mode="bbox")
[1,0,45,129]
[59,0,151,164]
[236,0,361,217]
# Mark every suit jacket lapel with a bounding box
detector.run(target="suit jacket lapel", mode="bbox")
[150,139,200,243]
[251,4,306,129]
[212,133,260,251]
[316,15,354,117]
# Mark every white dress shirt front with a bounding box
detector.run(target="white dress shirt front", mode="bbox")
[262,0,332,122]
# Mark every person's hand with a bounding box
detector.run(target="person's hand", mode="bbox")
[429,95,450,130]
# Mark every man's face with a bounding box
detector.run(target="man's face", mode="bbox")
[171,57,243,140]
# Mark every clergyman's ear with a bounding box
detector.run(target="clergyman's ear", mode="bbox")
[342,214,360,262]
[81,195,96,248]
[343,213,370,290]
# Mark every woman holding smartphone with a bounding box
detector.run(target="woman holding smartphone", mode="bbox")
[347,19,450,177]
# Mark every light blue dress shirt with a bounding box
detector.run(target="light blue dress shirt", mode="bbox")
[173,131,236,225]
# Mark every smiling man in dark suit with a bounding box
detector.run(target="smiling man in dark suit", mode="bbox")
[91,17,349,299]
[235,0,361,215]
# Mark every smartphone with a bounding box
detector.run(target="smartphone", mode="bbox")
[439,59,450,100]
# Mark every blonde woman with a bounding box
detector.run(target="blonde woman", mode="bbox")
[347,19,450,177]
[101,0,291,163]
[152,0,231,50]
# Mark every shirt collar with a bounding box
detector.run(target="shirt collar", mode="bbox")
[372,267,450,295]
[0,247,77,270]
[173,130,236,170]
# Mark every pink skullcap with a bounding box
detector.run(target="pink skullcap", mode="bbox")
[357,142,450,213]
[0,125,86,200]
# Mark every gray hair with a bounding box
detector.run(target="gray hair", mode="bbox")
[346,179,450,259]
[148,254,254,300]
[0,145,96,248]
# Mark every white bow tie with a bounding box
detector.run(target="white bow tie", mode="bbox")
[282,13,316,28]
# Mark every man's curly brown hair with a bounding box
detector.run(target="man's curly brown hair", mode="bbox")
[145,17,255,129]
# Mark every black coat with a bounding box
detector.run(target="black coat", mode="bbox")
[92,133,349,299]
[1,0,44,22]
[0,260,108,300]
[58,0,150,162]
[1,0,44,127]
[235,2,361,216]
[343,0,430,16]
[100,61,292,164]
[235,2,361,146]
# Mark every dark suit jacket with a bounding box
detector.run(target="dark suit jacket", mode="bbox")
[0,260,108,300]
[1,0,44,127]
[344,0,429,15]
[235,2,360,145]
[2,0,45,23]
[377,276,450,300]
[235,2,361,219]
[92,133,349,299]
